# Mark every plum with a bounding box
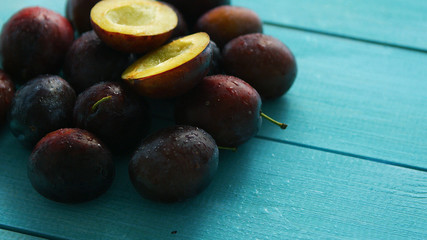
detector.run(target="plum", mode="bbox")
[28,128,114,203]
[9,75,76,148]
[207,40,223,75]
[175,74,287,147]
[66,0,101,34]
[0,7,74,82]
[223,33,297,99]
[73,82,151,153]
[63,30,132,93]
[90,0,178,53]
[196,5,263,48]
[162,0,230,27]
[0,70,14,124]
[175,75,262,147]
[122,32,213,98]
[129,125,219,202]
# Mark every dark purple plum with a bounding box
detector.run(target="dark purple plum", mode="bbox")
[161,0,230,27]
[196,5,263,48]
[0,7,74,82]
[175,75,262,147]
[73,82,150,153]
[63,31,132,93]
[129,125,218,202]
[9,75,76,148]
[28,128,114,203]
[207,40,223,75]
[223,33,297,99]
[0,70,14,124]
[66,0,101,34]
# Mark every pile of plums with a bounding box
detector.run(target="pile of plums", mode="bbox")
[0,0,297,203]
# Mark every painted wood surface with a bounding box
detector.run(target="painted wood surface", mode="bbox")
[1,126,426,240]
[0,0,426,240]
[233,0,427,51]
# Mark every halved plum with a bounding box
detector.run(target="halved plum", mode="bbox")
[90,0,178,53]
[122,32,212,98]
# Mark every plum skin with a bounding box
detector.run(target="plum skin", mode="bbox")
[129,125,219,202]
[63,31,132,93]
[0,7,74,82]
[207,40,223,75]
[0,70,14,124]
[175,75,262,147]
[28,128,115,203]
[223,33,297,99]
[66,0,101,34]
[196,5,263,48]
[73,82,151,153]
[160,1,189,38]
[161,0,230,26]
[9,75,76,148]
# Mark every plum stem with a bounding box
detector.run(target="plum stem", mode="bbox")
[218,146,238,152]
[260,111,288,129]
[91,95,112,112]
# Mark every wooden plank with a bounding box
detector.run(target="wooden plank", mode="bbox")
[233,0,427,51]
[0,125,426,240]
[0,229,46,240]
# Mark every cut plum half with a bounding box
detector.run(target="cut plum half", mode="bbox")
[91,0,178,53]
[122,32,213,98]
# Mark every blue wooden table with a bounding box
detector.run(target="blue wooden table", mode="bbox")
[1,0,426,239]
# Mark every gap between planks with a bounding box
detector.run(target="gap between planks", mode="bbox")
[264,21,427,54]
[256,135,427,173]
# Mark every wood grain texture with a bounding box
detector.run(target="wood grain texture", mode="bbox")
[0,126,426,240]
[232,0,427,51]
